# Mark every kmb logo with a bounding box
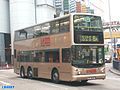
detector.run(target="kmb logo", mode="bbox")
[41,37,51,46]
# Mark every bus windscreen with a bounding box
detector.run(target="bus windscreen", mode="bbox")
[73,15,103,44]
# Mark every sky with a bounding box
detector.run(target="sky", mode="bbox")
[103,0,120,22]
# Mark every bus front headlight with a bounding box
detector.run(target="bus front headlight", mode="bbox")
[74,68,81,75]
[100,67,105,73]
[77,71,81,75]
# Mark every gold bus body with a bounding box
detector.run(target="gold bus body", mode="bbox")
[14,32,105,81]
[14,13,105,82]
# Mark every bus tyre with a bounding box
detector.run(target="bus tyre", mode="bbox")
[52,69,59,83]
[20,67,25,78]
[81,80,88,84]
[27,67,33,79]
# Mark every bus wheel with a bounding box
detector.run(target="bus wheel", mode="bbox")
[20,67,25,78]
[51,69,59,83]
[81,80,88,84]
[27,67,33,79]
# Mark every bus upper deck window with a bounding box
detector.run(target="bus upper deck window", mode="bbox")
[60,18,69,32]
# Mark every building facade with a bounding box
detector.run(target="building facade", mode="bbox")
[9,0,56,56]
[63,0,69,14]
[69,0,77,13]
[53,0,63,16]
[36,0,56,23]
[0,0,11,65]
[9,0,36,56]
[66,0,104,17]
[69,0,94,14]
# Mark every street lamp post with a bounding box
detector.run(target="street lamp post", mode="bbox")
[0,56,3,69]
[0,56,1,69]
[108,0,113,61]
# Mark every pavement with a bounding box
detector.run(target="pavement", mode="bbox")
[109,67,120,76]
[0,65,13,70]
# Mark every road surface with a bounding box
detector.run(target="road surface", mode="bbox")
[0,63,120,90]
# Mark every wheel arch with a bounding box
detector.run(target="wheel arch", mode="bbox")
[51,67,60,83]
[27,66,33,78]
[20,65,25,78]
[20,65,25,72]
[27,66,32,70]
[20,65,24,69]
[51,67,59,75]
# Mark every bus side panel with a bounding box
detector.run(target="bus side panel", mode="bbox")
[59,63,72,81]
[24,63,73,81]
[14,58,20,74]
[38,63,52,79]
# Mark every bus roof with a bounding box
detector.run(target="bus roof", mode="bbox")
[15,13,101,32]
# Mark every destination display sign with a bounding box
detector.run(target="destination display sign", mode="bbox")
[80,35,99,42]
[74,32,103,44]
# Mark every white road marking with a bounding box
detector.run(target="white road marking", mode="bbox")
[0,80,11,85]
[107,77,120,81]
[40,82,68,90]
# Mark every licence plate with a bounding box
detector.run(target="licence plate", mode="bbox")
[86,69,96,73]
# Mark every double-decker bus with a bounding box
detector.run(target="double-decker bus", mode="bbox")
[14,13,105,83]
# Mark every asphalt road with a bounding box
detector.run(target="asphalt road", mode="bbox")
[0,63,120,90]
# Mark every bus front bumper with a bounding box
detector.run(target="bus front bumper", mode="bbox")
[72,74,106,81]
